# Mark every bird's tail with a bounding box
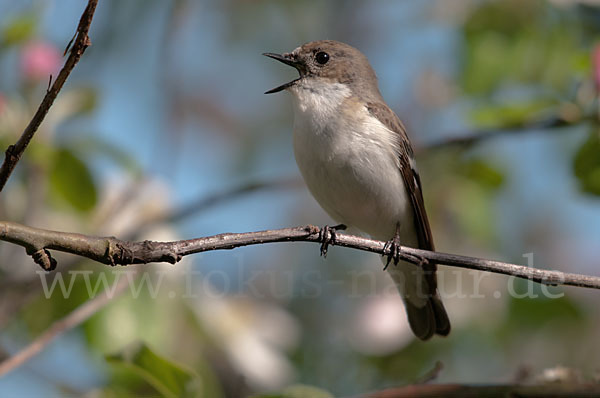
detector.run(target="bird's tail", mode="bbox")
[404,292,450,340]
[386,260,450,340]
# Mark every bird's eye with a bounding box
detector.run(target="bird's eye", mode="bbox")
[315,51,329,65]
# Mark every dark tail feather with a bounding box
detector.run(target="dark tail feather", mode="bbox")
[405,300,435,340]
[431,294,451,336]
[405,295,450,340]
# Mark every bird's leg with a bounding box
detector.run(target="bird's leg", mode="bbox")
[383,223,402,270]
[319,224,347,257]
[382,222,427,270]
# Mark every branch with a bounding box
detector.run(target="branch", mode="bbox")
[137,176,301,230]
[0,0,99,192]
[1,221,599,289]
[0,181,303,376]
[0,270,134,377]
[362,383,600,398]
[422,114,589,151]
[0,178,298,326]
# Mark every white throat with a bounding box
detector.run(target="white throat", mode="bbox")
[289,78,352,132]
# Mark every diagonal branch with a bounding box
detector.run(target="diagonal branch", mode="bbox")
[0,0,99,192]
[0,221,599,289]
[137,176,301,230]
[422,112,600,152]
[0,270,135,378]
[422,115,575,151]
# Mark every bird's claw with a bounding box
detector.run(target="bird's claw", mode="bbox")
[319,224,346,257]
[383,236,401,270]
[383,237,429,270]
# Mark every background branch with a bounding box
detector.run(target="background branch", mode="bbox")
[0,270,135,378]
[361,383,600,398]
[1,220,599,289]
[422,114,586,151]
[0,0,99,192]
[137,176,301,231]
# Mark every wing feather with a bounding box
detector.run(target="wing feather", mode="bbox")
[366,102,437,292]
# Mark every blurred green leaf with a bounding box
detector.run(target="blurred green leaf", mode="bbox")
[49,147,98,212]
[507,295,584,328]
[469,100,556,128]
[77,87,98,114]
[18,266,124,337]
[1,14,36,47]
[463,32,513,95]
[464,0,542,39]
[462,0,590,95]
[458,159,505,190]
[574,130,600,196]
[365,339,451,385]
[106,342,202,398]
[70,136,142,177]
[448,180,497,243]
[252,384,334,398]
[58,87,99,118]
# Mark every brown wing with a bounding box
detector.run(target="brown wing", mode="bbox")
[366,101,437,291]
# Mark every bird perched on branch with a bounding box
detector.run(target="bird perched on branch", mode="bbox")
[264,40,450,340]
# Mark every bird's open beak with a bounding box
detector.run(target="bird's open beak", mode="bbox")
[263,52,302,94]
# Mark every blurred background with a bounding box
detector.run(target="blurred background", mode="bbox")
[0,0,599,396]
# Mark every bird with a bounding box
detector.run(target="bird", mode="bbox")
[263,40,450,340]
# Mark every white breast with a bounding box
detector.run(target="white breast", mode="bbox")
[288,79,415,243]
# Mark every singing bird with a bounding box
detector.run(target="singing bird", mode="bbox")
[264,40,450,340]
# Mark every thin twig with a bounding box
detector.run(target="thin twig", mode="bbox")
[422,114,582,151]
[359,383,600,398]
[0,0,99,192]
[0,270,135,377]
[138,176,301,229]
[0,221,598,289]
[415,361,444,384]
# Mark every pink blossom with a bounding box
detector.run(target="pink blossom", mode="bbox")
[594,44,600,90]
[20,41,61,81]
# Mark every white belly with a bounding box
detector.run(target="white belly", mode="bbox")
[288,80,428,309]
[291,90,415,244]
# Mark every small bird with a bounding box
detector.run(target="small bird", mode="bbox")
[263,40,450,340]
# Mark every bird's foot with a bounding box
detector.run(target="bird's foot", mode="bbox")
[382,236,428,270]
[382,222,428,270]
[319,224,347,257]
[383,235,402,270]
